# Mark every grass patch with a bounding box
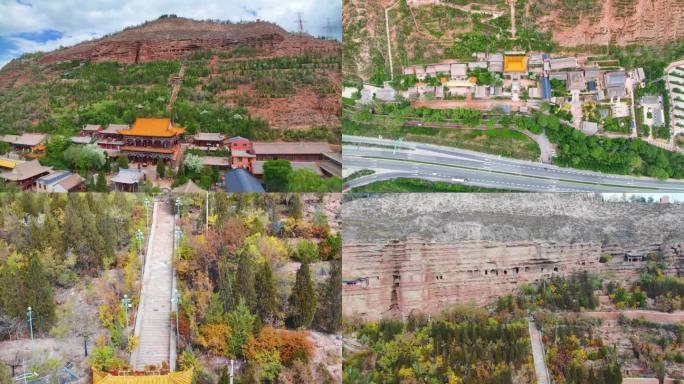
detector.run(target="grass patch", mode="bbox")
[344,169,375,182]
[343,119,541,161]
[350,177,512,192]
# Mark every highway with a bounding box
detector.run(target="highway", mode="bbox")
[343,135,684,192]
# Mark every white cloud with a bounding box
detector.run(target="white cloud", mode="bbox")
[0,0,341,66]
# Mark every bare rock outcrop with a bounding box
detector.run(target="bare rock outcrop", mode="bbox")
[342,194,684,321]
[33,17,339,66]
[534,0,684,47]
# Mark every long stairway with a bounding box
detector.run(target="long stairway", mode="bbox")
[131,201,174,370]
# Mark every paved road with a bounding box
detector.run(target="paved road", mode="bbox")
[131,202,173,370]
[343,135,684,192]
[528,319,551,384]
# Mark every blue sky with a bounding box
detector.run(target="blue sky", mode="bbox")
[0,0,342,69]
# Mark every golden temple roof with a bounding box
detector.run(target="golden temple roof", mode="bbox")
[118,118,185,138]
[92,368,193,384]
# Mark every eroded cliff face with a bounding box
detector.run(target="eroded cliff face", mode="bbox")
[342,194,684,321]
[534,0,684,47]
[35,18,338,65]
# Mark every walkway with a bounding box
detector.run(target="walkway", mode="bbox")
[131,201,174,370]
[166,64,185,111]
[528,319,550,384]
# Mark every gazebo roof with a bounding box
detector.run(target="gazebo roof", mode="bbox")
[172,179,205,193]
[92,368,193,384]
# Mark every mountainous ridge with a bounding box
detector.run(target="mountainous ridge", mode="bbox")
[0,16,340,88]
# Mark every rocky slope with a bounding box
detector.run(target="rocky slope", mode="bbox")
[533,0,684,47]
[342,194,684,320]
[4,17,338,70]
[0,17,339,89]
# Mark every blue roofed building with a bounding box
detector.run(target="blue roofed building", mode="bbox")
[224,168,265,193]
[540,76,551,100]
[587,80,597,92]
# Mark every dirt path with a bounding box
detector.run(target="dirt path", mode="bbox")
[130,201,174,370]
[582,310,684,324]
[210,55,218,76]
[528,319,551,384]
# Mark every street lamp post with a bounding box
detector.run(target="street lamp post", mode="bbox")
[122,294,130,327]
[175,197,182,219]
[83,335,89,357]
[27,306,34,355]
[171,289,181,341]
[143,198,151,227]
[136,229,145,277]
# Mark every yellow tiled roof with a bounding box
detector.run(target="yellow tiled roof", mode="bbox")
[92,368,193,384]
[504,55,527,73]
[118,118,185,138]
[121,146,176,154]
[0,159,17,169]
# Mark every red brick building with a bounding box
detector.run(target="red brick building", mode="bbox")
[228,136,255,172]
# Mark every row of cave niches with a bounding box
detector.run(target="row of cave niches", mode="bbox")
[342,252,654,289]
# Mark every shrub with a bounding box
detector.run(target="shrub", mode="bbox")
[292,240,319,263]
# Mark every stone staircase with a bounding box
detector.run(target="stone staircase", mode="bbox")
[131,202,174,370]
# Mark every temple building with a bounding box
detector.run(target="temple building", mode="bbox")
[0,133,48,158]
[96,124,128,156]
[118,118,185,164]
[191,132,226,148]
[0,159,52,190]
[252,142,332,162]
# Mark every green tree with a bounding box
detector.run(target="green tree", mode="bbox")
[117,156,129,169]
[0,142,10,155]
[226,299,257,358]
[24,252,56,332]
[654,359,665,384]
[218,262,236,313]
[156,159,165,179]
[234,251,256,310]
[317,260,341,332]
[287,169,341,192]
[288,262,317,328]
[96,171,107,192]
[263,160,292,192]
[254,261,278,325]
[293,240,319,263]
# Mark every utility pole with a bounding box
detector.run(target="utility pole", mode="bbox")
[205,192,209,234]
[295,12,304,34]
[229,360,234,384]
[26,307,34,356]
